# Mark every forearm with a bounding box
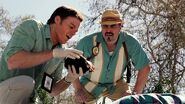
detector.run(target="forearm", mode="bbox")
[51,69,83,96]
[133,65,150,94]
[7,50,53,70]
[50,78,71,96]
[72,78,82,90]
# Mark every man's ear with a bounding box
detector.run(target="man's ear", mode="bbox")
[54,16,61,24]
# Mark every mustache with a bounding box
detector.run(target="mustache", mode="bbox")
[105,32,114,36]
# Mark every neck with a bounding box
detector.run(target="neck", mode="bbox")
[107,44,116,52]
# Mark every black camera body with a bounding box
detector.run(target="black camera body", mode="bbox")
[64,56,91,74]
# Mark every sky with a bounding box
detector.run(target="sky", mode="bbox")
[0,0,89,23]
[0,0,90,42]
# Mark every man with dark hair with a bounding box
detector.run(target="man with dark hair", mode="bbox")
[0,6,85,104]
[73,9,151,104]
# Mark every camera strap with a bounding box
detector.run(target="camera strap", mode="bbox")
[87,35,100,61]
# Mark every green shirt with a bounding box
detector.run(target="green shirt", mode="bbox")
[76,32,150,97]
[0,19,63,87]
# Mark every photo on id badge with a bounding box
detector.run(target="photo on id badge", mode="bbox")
[41,72,54,93]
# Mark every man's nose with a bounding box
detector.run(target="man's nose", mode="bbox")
[72,28,78,33]
[105,28,112,32]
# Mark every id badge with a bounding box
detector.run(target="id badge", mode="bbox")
[41,72,54,93]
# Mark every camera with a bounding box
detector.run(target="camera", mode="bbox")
[64,56,92,74]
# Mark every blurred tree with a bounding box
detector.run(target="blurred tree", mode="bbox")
[0,7,9,52]
[0,7,35,35]
[0,7,35,52]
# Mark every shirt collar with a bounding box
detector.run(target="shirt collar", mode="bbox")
[44,24,51,39]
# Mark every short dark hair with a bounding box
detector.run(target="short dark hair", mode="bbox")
[47,6,83,24]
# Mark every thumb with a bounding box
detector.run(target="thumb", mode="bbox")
[79,67,83,76]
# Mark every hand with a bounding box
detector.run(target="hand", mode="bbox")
[65,65,83,83]
[75,89,87,103]
[53,48,83,59]
[86,60,95,72]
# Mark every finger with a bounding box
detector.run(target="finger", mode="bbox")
[71,50,83,59]
[79,67,84,76]
[67,65,73,74]
[68,52,80,59]
[66,54,76,59]
[71,65,77,74]
[87,61,95,71]
[91,65,95,71]
[72,49,83,55]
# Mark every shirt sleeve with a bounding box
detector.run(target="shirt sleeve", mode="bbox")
[76,36,93,58]
[126,35,150,70]
[4,20,37,61]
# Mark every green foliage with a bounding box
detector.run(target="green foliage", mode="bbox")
[33,88,54,104]
[153,83,164,93]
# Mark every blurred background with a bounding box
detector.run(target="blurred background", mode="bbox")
[0,0,185,103]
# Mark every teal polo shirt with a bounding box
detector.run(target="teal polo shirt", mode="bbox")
[0,19,63,88]
[76,32,150,97]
